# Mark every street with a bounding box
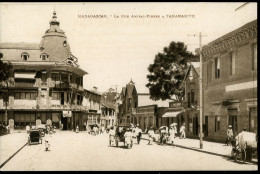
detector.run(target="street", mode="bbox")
[1,131,257,171]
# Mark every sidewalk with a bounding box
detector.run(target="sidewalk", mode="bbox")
[0,132,28,167]
[141,134,258,163]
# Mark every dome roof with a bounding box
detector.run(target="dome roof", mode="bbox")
[39,11,71,62]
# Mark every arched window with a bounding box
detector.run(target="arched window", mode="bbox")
[21,52,29,61]
[40,53,49,61]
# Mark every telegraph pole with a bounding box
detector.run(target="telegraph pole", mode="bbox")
[199,32,203,149]
[112,85,119,125]
[188,32,206,149]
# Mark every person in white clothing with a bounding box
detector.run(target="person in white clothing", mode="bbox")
[135,124,142,144]
[180,123,186,139]
[169,126,176,144]
[147,127,155,145]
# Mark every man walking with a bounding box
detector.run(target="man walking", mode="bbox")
[135,124,142,144]
[180,123,186,139]
[225,125,233,146]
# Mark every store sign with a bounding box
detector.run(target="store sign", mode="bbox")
[226,80,257,92]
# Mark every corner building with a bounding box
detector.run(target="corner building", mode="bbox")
[201,20,257,142]
[0,12,88,131]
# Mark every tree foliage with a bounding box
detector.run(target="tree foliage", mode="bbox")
[0,58,13,88]
[146,41,199,101]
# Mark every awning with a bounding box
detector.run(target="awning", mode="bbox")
[63,111,72,117]
[162,111,182,118]
[14,72,36,79]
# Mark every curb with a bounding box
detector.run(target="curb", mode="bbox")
[0,142,28,169]
[141,137,229,157]
[141,137,258,165]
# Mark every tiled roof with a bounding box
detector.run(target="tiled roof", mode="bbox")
[101,98,116,109]
[0,42,39,50]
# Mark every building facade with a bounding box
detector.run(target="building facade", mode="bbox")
[183,62,201,138]
[118,80,170,131]
[101,99,116,128]
[0,11,88,131]
[82,88,101,129]
[201,19,257,142]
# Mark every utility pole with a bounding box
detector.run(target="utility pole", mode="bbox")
[188,32,206,149]
[199,32,203,149]
[112,85,119,126]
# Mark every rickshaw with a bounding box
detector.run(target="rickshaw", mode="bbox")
[110,123,131,147]
[231,131,257,163]
[28,129,42,145]
[158,126,168,144]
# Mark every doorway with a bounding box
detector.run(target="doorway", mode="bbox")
[193,117,198,136]
[205,116,208,137]
[61,116,68,130]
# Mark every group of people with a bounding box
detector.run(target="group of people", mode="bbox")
[147,123,186,145]
[108,124,143,146]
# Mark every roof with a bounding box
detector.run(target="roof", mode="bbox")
[191,62,200,75]
[0,42,40,50]
[126,83,136,99]
[184,62,200,81]
[101,97,116,110]
[137,94,171,107]
[121,87,126,97]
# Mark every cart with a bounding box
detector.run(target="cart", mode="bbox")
[231,132,257,162]
[28,129,42,145]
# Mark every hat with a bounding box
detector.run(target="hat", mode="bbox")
[229,125,232,128]
[136,124,139,127]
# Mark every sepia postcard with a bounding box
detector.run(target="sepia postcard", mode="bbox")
[0,2,258,171]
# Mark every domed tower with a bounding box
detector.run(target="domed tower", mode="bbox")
[39,11,71,62]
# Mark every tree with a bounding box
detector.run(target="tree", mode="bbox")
[0,57,14,125]
[146,41,199,101]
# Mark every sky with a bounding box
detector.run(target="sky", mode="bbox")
[0,2,257,93]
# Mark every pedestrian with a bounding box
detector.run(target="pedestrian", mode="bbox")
[180,123,186,139]
[76,125,79,133]
[147,127,155,145]
[101,124,105,134]
[109,126,116,146]
[26,124,30,134]
[44,134,51,151]
[135,124,142,144]
[124,128,133,147]
[169,126,176,145]
[225,125,233,146]
[160,127,168,144]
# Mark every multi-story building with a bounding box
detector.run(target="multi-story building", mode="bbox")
[183,62,201,138]
[82,88,101,129]
[118,80,138,124]
[0,11,88,131]
[118,79,170,131]
[201,19,257,142]
[101,98,116,128]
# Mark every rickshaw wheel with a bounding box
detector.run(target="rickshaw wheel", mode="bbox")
[234,152,238,162]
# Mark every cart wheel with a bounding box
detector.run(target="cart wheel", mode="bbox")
[234,152,238,162]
